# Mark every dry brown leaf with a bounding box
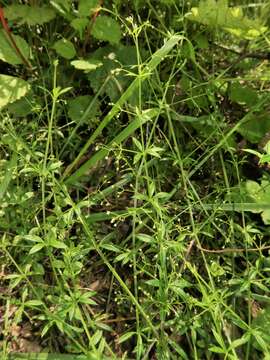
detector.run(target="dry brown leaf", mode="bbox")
[89,280,100,291]
[17,338,42,353]
[251,300,262,318]
[10,323,21,337]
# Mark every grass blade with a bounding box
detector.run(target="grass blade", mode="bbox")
[65,108,159,185]
[203,202,270,212]
[63,34,183,182]
[0,151,17,201]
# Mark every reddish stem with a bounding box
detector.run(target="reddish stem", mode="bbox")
[0,7,32,69]
[82,0,103,54]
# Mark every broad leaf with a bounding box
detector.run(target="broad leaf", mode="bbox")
[252,306,270,349]
[237,113,270,143]
[92,15,121,45]
[229,82,258,106]
[78,0,99,16]
[262,209,270,224]
[245,180,263,203]
[4,5,56,25]
[187,0,267,39]
[87,45,141,102]
[230,179,270,224]
[7,96,41,117]
[70,18,89,39]
[67,95,100,124]
[53,39,76,59]
[0,30,30,65]
[0,75,30,109]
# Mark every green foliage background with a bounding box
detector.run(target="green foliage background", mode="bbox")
[1,0,270,359]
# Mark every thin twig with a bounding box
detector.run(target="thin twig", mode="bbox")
[103,316,136,323]
[82,0,103,55]
[197,243,270,254]
[211,41,270,60]
[179,239,195,272]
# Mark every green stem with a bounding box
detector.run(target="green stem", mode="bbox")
[63,34,183,183]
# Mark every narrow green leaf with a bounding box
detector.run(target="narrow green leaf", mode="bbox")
[50,0,71,13]
[91,330,103,345]
[29,243,45,254]
[100,244,122,252]
[118,331,136,344]
[71,59,102,71]
[132,137,143,151]
[50,1,73,21]
[145,279,160,287]
[202,203,270,212]
[49,240,67,249]
[86,211,127,223]
[230,334,250,349]
[136,234,153,243]
[24,235,44,242]
[0,152,17,201]
[25,300,44,307]
[209,346,225,354]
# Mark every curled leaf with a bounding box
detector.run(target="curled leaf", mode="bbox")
[71,59,102,72]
